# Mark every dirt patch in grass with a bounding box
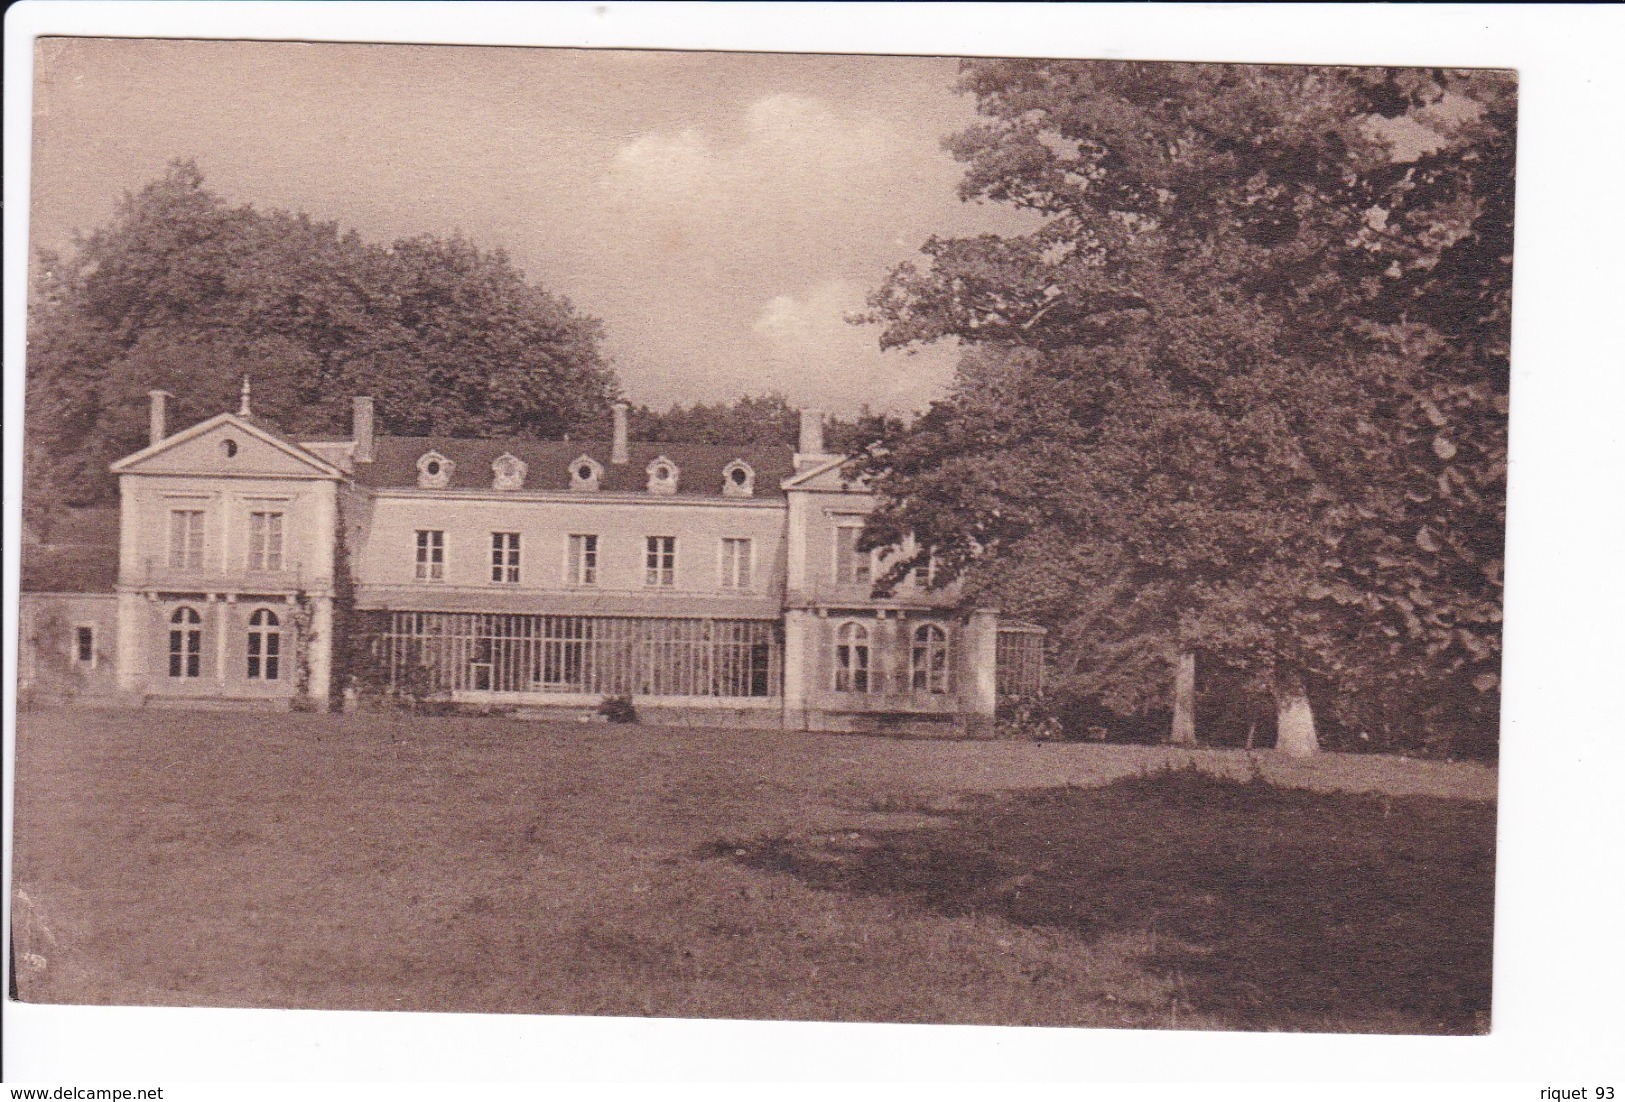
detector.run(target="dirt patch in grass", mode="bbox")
[718,766,1497,1034]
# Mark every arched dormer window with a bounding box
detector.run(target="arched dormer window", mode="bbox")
[721,459,755,498]
[646,456,679,495]
[417,450,454,489]
[491,452,527,491]
[569,454,604,492]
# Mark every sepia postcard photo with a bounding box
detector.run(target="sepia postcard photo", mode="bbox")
[9,5,1605,1087]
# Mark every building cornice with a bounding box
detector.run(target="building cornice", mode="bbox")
[364,488,787,509]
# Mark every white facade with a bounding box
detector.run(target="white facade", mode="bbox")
[45,392,1039,731]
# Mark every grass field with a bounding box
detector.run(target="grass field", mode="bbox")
[10,708,1497,1033]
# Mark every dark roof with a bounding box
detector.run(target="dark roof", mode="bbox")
[354,437,796,499]
[21,543,119,594]
[26,506,120,547]
[19,508,120,594]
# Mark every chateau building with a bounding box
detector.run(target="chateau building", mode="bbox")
[19,388,1044,732]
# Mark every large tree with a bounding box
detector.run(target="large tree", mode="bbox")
[857,62,1513,755]
[27,161,618,509]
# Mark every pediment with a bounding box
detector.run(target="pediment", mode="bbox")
[110,414,342,480]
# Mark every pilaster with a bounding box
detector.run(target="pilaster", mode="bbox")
[781,608,813,730]
[965,608,1000,731]
[115,592,147,692]
[307,596,334,706]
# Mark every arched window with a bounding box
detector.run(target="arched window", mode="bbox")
[169,606,202,679]
[247,608,281,681]
[834,621,871,693]
[911,623,950,694]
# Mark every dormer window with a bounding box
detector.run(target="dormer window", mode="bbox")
[646,456,679,495]
[569,454,604,492]
[416,450,454,489]
[491,452,527,491]
[721,460,755,498]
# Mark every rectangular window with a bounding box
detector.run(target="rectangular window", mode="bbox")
[247,511,285,572]
[836,526,872,586]
[911,555,935,588]
[568,534,599,586]
[415,530,444,581]
[169,510,204,570]
[74,625,95,666]
[720,538,753,590]
[491,532,521,584]
[645,536,676,587]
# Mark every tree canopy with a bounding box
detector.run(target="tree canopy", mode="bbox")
[856,62,1513,754]
[27,161,618,509]
[629,392,869,452]
[629,393,803,446]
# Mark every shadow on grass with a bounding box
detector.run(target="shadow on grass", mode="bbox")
[707,766,1496,1034]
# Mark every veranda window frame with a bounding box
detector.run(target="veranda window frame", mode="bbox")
[371,612,782,699]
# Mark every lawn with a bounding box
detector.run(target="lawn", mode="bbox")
[10,708,1497,1033]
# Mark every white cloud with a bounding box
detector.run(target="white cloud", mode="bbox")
[753,279,859,347]
[601,92,903,234]
[749,280,957,415]
[582,85,989,416]
[604,129,713,203]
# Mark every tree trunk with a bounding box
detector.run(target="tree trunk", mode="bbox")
[1170,651,1197,745]
[1275,686,1319,758]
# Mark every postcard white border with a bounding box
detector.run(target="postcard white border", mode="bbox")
[6,0,1624,1089]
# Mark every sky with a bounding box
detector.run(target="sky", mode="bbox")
[29,38,1035,417]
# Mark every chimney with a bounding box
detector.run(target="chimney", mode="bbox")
[611,402,630,465]
[798,407,825,456]
[148,390,171,446]
[352,397,375,464]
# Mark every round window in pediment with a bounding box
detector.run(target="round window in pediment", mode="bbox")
[655,465,671,481]
[222,438,238,458]
[729,466,748,485]
[578,464,593,481]
[426,460,441,476]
